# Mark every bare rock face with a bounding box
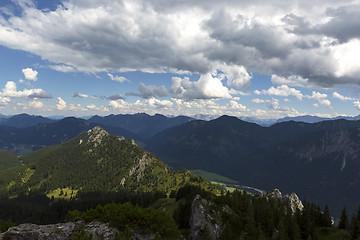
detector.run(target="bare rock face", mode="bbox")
[0,221,85,240]
[189,195,227,240]
[268,188,304,213]
[87,126,110,148]
[0,220,158,240]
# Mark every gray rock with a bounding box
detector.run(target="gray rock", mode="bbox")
[268,188,304,213]
[189,195,226,240]
[0,221,84,240]
[0,220,162,240]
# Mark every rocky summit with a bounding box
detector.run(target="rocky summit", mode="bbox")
[267,189,304,214]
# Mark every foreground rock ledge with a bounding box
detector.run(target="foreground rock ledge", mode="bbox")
[0,220,155,240]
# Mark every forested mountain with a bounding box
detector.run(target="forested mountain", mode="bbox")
[145,115,360,216]
[0,150,19,171]
[88,113,193,139]
[0,126,217,199]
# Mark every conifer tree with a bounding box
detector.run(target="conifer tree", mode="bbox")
[339,207,349,230]
[322,205,332,227]
[350,205,360,240]
[350,214,360,240]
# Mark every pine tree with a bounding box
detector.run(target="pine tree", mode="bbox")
[351,205,360,240]
[350,214,360,240]
[322,205,332,227]
[339,207,349,230]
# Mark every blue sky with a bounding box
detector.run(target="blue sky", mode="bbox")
[1,0,360,119]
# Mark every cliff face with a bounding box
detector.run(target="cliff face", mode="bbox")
[189,194,228,240]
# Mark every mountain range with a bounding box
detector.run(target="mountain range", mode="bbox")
[2,112,360,129]
[276,114,360,124]
[1,113,360,216]
[0,113,56,128]
[0,128,340,239]
[145,116,360,216]
[88,113,193,139]
[0,113,193,154]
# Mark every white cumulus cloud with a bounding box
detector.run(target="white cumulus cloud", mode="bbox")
[354,101,360,110]
[258,85,304,100]
[22,68,38,81]
[1,81,51,99]
[56,97,67,110]
[252,98,265,104]
[73,92,97,99]
[108,73,130,83]
[171,73,231,100]
[218,65,252,89]
[332,92,356,101]
[29,100,44,109]
[307,91,332,108]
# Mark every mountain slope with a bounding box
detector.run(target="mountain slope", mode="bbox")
[88,113,193,139]
[0,127,218,198]
[145,115,360,215]
[238,127,360,216]
[146,115,272,172]
[0,150,20,171]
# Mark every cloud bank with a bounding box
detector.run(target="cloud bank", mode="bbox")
[0,0,360,88]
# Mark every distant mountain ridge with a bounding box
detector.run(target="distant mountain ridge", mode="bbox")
[0,113,56,128]
[88,113,194,139]
[277,114,360,124]
[0,113,193,154]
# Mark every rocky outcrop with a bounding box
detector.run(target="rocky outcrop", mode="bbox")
[121,153,154,185]
[0,221,86,240]
[87,126,110,148]
[268,189,304,213]
[190,195,227,240]
[0,220,155,240]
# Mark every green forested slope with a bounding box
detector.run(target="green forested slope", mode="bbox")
[0,126,218,199]
[0,150,20,171]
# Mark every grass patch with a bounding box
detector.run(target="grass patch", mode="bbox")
[21,168,35,183]
[210,182,238,192]
[46,187,78,199]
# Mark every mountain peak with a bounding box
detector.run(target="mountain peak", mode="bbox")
[86,126,109,147]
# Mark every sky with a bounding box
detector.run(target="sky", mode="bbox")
[1,0,360,119]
